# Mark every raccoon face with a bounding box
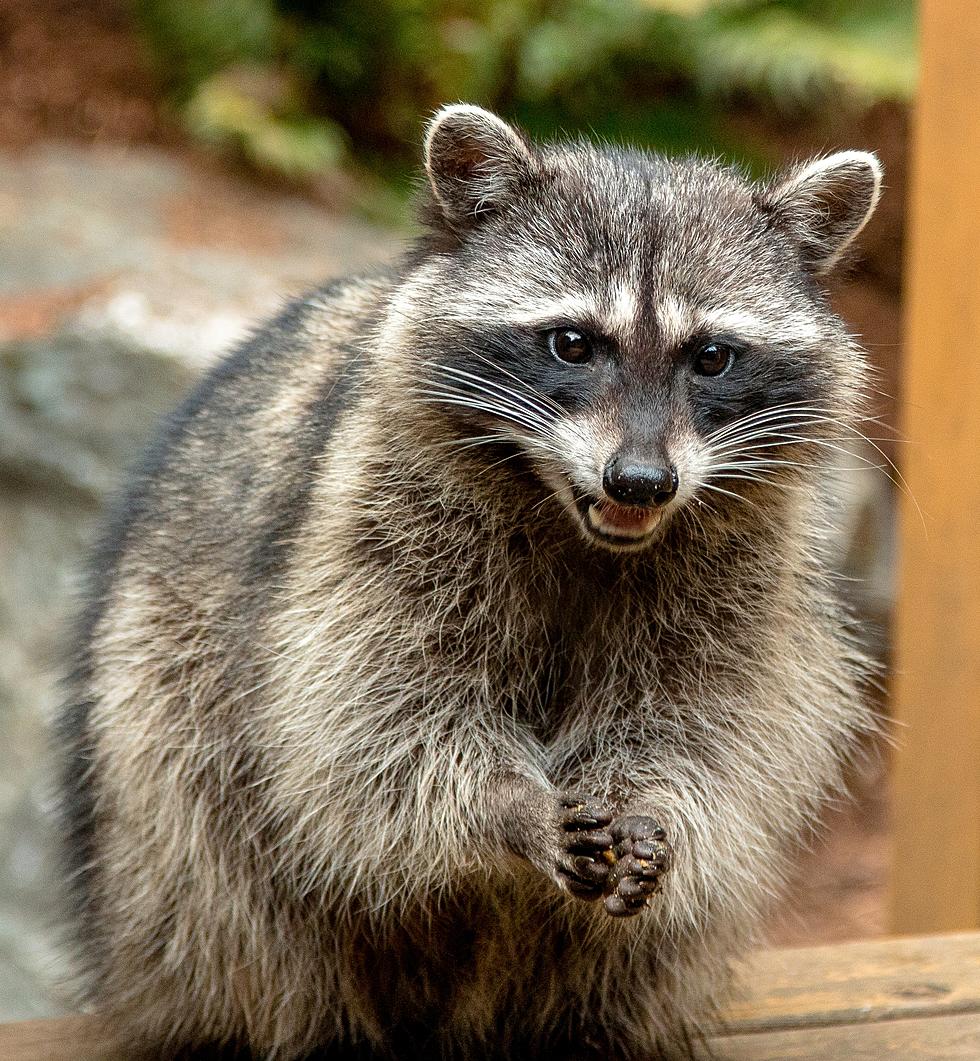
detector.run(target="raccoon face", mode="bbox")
[405,104,880,552]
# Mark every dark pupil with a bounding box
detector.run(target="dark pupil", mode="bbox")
[697,344,730,376]
[555,329,590,362]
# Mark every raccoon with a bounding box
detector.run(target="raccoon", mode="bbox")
[58,104,882,1060]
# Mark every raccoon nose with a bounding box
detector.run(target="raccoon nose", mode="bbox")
[602,455,678,508]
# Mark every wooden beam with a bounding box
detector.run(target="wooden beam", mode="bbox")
[0,1016,116,1061]
[724,931,980,1034]
[712,1013,980,1061]
[6,934,980,1058]
[890,0,980,932]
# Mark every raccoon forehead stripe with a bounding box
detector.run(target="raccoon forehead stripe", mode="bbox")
[658,295,694,348]
[507,293,602,327]
[386,263,640,337]
[385,280,614,337]
[695,307,823,346]
[507,285,639,334]
[609,282,639,334]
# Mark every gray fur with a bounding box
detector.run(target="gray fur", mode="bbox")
[57,105,881,1059]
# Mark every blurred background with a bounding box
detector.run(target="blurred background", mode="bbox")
[0,0,914,1019]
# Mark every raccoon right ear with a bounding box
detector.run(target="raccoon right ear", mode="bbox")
[424,104,537,231]
[758,151,883,275]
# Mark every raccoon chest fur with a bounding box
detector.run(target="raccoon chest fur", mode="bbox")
[58,103,882,1061]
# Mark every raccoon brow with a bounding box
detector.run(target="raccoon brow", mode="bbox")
[521,317,612,344]
[679,331,751,356]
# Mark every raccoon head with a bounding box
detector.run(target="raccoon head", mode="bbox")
[395,104,881,552]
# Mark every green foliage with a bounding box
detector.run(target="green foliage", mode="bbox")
[184,65,346,178]
[135,0,278,93]
[692,0,917,106]
[133,0,916,185]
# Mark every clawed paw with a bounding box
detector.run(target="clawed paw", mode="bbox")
[555,795,614,900]
[554,801,672,916]
[602,815,672,918]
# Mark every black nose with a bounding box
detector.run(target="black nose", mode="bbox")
[602,455,678,508]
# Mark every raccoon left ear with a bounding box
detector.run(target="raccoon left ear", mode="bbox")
[424,104,537,231]
[759,151,883,275]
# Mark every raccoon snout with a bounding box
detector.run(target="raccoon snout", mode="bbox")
[602,455,679,508]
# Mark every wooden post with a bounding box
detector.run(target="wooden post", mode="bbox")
[890,0,980,932]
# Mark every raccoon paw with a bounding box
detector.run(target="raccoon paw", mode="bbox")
[603,815,672,918]
[555,794,615,900]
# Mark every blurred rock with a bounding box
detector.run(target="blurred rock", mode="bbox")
[0,143,394,1019]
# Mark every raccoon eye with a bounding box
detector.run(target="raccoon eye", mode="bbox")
[548,328,593,364]
[693,342,736,377]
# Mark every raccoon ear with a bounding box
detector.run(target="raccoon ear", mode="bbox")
[424,104,537,230]
[759,151,883,275]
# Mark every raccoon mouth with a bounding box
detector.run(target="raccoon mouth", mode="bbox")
[575,495,664,547]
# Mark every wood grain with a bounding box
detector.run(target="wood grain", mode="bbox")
[0,1015,115,1061]
[724,931,980,1033]
[711,1012,980,1060]
[890,0,980,931]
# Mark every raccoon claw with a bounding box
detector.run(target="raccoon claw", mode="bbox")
[556,853,610,899]
[560,795,614,833]
[556,794,615,900]
[603,815,672,918]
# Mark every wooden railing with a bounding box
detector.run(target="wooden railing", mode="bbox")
[2,933,979,1060]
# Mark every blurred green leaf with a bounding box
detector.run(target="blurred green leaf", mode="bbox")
[692,2,916,106]
[134,0,278,93]
[184,66,346,179]
[137,0,918,188]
